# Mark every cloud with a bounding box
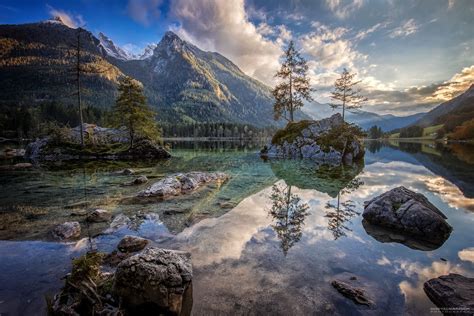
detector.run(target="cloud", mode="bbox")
[300,23,364,72]
[325,0,364,19]
[458,248,474,263]
[48,6,84,28]
[169,0,285,85]
[428,65,474,101]
[126,0,162,26]
[355,22,388,41]
[448,0,456,9]
[389,19,419,38]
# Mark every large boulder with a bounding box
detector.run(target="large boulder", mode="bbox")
[113,247,193,315]
[51,222,81,240]
[138,172,229,198]
[363,186,452,243]
[261,114,364,164]
[424,274,474,314]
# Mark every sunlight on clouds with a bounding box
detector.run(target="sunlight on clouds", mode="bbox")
[424,176,474,212]
[428,65,474,101]
[48,6,84,28]
[458,248,474,263]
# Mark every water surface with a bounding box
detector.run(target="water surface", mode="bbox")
[0,140,473,315]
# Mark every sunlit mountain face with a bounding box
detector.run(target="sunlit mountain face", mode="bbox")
[1,0,473,117]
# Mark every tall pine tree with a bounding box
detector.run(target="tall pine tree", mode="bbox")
[272,41,312,122]
[329,68,367,121]
[111,76,160,149]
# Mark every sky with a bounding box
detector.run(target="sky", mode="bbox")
[1,0,473,115]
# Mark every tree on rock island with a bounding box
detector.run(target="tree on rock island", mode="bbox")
[111,76,160,149]
[272,41,312,123]
[329,68,367,121]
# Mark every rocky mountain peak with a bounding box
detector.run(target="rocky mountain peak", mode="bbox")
[98,32,135,60]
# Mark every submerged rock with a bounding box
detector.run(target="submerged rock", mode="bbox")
[87,209,112,223]
[51,221,81,240]
[117,235,149,253]
[424,274,474,314]
[138,171,229,198]
[261,114,364,164]
[122,175,148,186]
[363,186,452,243]
[331,279,373,306]
[113,247,193,315]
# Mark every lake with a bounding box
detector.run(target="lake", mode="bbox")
[0,140,473,315]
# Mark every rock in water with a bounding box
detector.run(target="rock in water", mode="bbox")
[51,222,81,240]
[117,235,149,253]
[138,172,229,198]
[261,114,364,164]
[87,209,112,222]
[363,186,452,243]
[424,274,474,314]
[113,247,193,315]
[331,279,373,306]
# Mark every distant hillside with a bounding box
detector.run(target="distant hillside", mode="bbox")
[303,102,425,131]
[0,19,308,127]
[414,84,474,127]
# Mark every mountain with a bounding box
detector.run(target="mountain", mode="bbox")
[0,20,304,127]
[303,102,425,131]
[0,18,123,108]
[98,32,136,60]
[412,84,474,127]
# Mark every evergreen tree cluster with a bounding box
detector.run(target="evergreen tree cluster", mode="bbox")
[161,122,277,139]
[367,125,384,139]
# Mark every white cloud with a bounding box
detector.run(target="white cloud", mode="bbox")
[300,23,366,82]
[355,22,387,41]
[459,248,474,263]
[169,0,285,86]
[389,19,419,38]
[448,0,456,10]
[126,0,162,26]
[325,0,364,19]
[48,6,84,28]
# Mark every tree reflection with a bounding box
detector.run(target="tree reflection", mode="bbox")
[269,184,309,255]
[324,178,363,240]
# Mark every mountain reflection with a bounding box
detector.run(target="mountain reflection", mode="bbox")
[269,184,309,255]
[324,178,363,240]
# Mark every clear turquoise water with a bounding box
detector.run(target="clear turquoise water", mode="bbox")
[0,140,473,315]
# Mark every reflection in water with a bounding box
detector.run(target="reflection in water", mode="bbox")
[324,178,363,240]
[269,184,309,255]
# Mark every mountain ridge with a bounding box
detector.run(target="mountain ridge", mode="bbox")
[0,21,303,127]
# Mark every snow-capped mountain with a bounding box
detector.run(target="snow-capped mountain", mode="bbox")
[138,43,157,60]
[98,32,136,61]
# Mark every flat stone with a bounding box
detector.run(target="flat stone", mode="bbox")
[424,274,474,313]
[363,186,452,243]
[138,172,229,198]
[331,279,373,306]
[51,222,81,240]
[87,209,112,222]
[117,235,149,253]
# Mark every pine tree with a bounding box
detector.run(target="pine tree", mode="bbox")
[272,41,312,122]
[111,76,160,149]
[329,68,367,121]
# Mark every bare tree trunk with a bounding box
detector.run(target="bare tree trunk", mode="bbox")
[289,73,294,122]
[76,29,85,147]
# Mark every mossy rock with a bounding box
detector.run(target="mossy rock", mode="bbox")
[271,120,313,145]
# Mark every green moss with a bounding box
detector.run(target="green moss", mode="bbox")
[69,252,105,285]
[315,123,365,153]
[271,120,313,145]
[45,141,129,156]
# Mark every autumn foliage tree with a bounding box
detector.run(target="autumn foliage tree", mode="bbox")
[272,41,312,122]
[111,76,160,149]
[329,68,367,121]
